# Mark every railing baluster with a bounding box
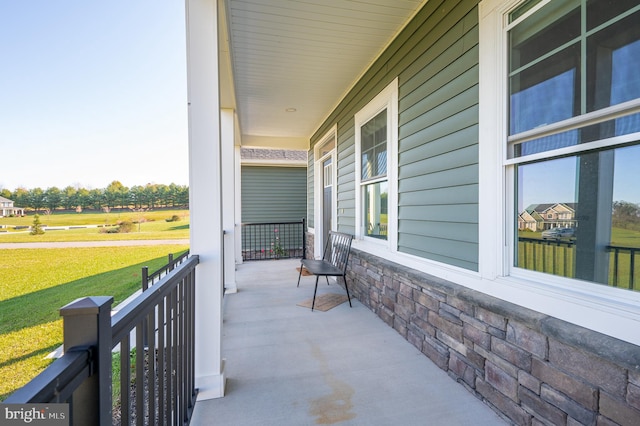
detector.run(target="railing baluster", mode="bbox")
[613,248,619,287]
[142,266,149,347]
[171,285,179,425]
[135,322,144,426]
[179,278,186,424]
[157,296,165,426]
[120,337,131,426]
[165,293,173,424]
[630,248,636,290]
[188,268,197,410]
[147,308,156,425]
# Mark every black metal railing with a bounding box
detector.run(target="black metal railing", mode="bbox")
[143,250,190,289]
[517,237,639,290]
[241,218,306,261]
[5,255,200,426]
[607,245,638,289]
[517,237,576,277]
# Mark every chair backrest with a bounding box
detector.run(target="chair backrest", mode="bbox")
[321,231,354,274]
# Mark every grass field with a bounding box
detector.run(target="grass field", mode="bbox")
[0,209,191,401]
[0,245,189,400]
[0,209,189,242]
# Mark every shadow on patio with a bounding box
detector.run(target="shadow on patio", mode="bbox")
[191,259,506,425]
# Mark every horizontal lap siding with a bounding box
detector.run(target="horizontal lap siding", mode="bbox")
[397,0,479,271]
[241,166,307,223]
[310,0,479,271]
[337,122,356,235]
[307,152,314,228]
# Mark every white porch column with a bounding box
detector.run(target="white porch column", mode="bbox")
[221,108,237,293]
[186,0,225,400]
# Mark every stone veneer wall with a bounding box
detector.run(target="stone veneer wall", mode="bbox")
[345,247,640,425]
[304,232,314,260]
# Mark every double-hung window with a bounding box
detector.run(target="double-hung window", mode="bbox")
[506,0,640,290]
[361,110,388,239]
[355,79,398,245]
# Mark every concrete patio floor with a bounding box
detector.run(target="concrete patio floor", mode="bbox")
[190,259,506,426]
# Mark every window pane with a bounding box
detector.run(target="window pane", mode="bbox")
[587,0,638,31]
[509,1,580,71]
[361,109,387,181]
[513,129,579,157]
[364,181,388,240]
[515,143,640,291]
[510,63,579,136]
[587,12,640,113]
[509,3,640,158]
[375,146,387,176]
[509,0,544,23]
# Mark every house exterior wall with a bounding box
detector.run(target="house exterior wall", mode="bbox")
[0,196,24,217]
[306,0,640,423]
[241,166,307,223]
[307,151,315,228]
[312,0,480,270]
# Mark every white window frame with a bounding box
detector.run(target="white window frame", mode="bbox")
[479,0,640,345]
[313,125,338,258]
[354,78,398,251]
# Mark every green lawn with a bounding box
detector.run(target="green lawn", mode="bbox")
[0,242,189,401]
[0,209,188,227]
[0,209,189,242]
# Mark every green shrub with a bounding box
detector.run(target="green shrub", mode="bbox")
[165,215,181,222]
[117,221,134,233]
[100,228,119,234]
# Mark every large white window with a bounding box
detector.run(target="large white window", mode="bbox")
[355,79,398,247]
[507,0,640,292]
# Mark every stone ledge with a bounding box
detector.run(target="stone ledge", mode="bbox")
[350,247,640,371]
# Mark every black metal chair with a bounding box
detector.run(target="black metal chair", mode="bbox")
[297,231,354,311]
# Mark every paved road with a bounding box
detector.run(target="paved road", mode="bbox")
[0,239,189,249]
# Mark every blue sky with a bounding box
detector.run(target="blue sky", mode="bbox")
[0,1,189,191]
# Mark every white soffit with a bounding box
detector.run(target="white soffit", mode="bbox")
[225,0,425,144]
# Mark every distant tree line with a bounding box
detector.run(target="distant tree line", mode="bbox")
[0,181,189,213]
[612,201,640,231]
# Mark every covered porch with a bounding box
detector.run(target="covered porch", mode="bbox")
[190,259,505,425]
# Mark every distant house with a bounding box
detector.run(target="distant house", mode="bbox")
[521,203,577,231]
[517,209,541,231]
[0,196,24,217]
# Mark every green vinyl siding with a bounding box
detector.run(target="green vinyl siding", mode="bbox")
[336,122,357,236]
[310,0,480,271]
[241,166,307,223]
[307,152,314,228]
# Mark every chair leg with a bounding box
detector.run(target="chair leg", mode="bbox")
[343,275,352,307]
[312,275,320,311]
[325,276,330,285]
[297,263,303,287]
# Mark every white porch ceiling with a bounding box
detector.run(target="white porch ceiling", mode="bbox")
[220,0,425,148]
